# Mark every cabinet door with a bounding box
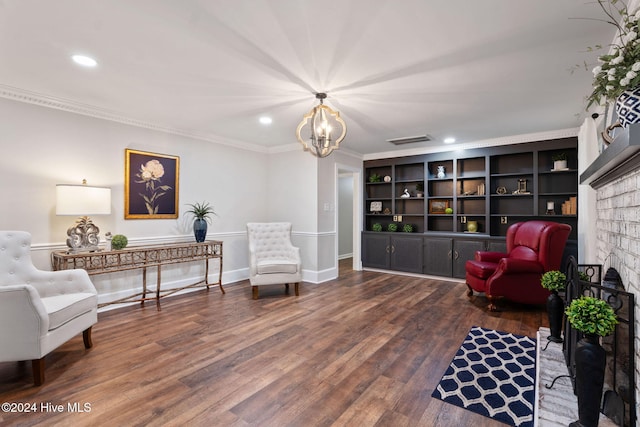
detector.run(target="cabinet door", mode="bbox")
[487,240,507,254]
[390,235,423,273]
[362,233,391,269]
[452,239,486,279]
[423,237,453,276]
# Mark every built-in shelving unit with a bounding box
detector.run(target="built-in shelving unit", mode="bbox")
[362,137,578,277]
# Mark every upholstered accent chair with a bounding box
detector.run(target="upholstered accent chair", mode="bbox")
[0,231,98,385]
[465,221,571,311]
[246,222,302,299]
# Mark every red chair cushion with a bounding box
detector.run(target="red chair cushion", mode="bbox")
[465,260,497,280]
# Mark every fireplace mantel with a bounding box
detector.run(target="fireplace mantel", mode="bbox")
[580,124,640,189]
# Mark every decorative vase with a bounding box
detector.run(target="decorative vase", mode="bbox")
[615,86,640,127]
[553,160,567,170]
[193,219,207,242]
[569,334,606,427]
[436,165,445,178]
[466,221,478,233]
[546,291,564,343]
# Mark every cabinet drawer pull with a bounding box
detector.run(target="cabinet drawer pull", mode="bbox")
[454,250,459,260]
[448,250,452,259]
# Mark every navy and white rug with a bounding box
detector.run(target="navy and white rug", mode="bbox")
[431,326,536,427]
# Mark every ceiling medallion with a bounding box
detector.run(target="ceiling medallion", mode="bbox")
[296,93,347,158]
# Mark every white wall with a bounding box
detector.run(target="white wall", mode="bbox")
[0,97,366,303]
[0,97,271,302]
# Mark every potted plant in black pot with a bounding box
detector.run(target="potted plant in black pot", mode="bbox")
[541,270,566,343]
[566,296,618,427]
[186,201,217,242]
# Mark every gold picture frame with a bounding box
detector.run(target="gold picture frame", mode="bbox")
[429,199,450,214]
[125,149,180,219]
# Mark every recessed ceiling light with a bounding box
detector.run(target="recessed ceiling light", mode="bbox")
[259,116,272,125]
[71,55,98,67]
[444,137,456,144]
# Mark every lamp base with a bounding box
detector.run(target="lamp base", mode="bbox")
[66,216,101,253]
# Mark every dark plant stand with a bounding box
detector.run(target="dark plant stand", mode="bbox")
[547,291,564,343]
[569,334,606,427]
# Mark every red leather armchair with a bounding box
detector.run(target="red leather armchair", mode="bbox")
[465,221,571,311]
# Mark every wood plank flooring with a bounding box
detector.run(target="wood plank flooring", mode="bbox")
[0,259,548,426]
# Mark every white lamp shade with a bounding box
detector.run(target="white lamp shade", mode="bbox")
[56,184,111,215]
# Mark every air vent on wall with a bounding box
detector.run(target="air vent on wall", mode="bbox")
[386,135,432,145]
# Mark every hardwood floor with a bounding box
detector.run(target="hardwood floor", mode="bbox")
[0,259,548,426]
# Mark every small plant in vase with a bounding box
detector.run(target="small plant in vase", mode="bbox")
[552,152,567,171]
[541,270,567,343]
[566,296,618,427]
[369,173,382,183]
[186,201,217,243]
[372,223,383,232]
[415,183,424,198]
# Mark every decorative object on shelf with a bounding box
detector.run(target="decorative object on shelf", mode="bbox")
[56,179,112,253]
[540,270,566,343]
[415,182,424,198]
[545,201,556,215]
[383,175,391,182]
[566,296,618,427]
[552,152,568,171]
[586,1,640,128]
[370,201,382,213]
[445,207,453,214]
[372,223,383,232]
[400,188,411,198]
[368,173,382,183]
[186,201,217,242]
[111,234,128,250]
[402,223,413,233]
[295,92,347,158]
[387,223,398,232]
[561,196,577,215]
[466,221,478,233]
[105,232,112,251]
[429,199,449,214]
[512,178,530,195]
[436,165,446,178]
[383,207,391,215]
[477,183,485,195]
[496,186,507,195]
[125,149,179,219]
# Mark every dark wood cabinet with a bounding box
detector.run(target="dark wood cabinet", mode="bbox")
[423,237,453,276]
[362,233,423,273]
[452,239,486,279]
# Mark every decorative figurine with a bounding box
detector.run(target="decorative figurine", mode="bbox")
[401,188,411,198]
[436,165,446,178]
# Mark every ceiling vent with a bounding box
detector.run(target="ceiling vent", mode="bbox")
[386,135,432,145]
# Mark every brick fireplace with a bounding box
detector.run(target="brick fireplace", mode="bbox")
[580,122,640,424]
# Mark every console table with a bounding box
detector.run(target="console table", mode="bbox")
[51,240,224,309]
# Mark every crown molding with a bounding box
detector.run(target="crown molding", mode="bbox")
[0,84,269,154]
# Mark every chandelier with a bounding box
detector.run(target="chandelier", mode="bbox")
[295,93,347,158]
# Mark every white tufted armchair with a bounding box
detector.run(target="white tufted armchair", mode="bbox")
[246,222,302,299]
[0,231,98,385]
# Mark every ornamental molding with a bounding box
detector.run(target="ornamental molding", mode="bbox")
[0,84,267,154]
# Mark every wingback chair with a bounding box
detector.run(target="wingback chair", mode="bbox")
[247,222,302,299]
[465,221,571,311]
[0,231,98,385]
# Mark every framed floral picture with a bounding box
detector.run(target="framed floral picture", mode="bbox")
[125,149,179,219]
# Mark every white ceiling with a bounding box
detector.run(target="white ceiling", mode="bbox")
[0,0,616,156]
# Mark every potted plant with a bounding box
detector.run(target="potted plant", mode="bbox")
[186,201,217,242]
[402,223,413,233]
[369,173,382,183]
[372,223,383,232]
[111,234,128,250]
[387,223,398,232]
[566,296,618,427]
[415,183,424,198]
[552,152,567,171]
[541,270,566,342]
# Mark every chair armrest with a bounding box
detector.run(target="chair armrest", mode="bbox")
[475,251,508,263]
[0,285,49,359]
[497,258,544,274]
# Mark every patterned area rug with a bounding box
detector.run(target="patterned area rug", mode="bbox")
[431,326,536,427]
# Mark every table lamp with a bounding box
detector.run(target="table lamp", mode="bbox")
[56,179,111,253]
